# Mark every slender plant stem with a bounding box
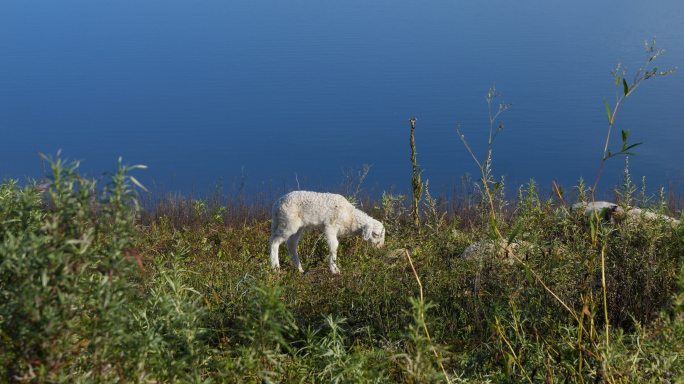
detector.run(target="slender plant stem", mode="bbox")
[602,245,609,350]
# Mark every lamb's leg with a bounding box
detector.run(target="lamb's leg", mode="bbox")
[270,234,286,271]
[325,230,341,274]
[286,228,305,273]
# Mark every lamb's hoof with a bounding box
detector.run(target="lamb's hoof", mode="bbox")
[329,264,341,274]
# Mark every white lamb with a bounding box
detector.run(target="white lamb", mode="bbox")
[269,191,386,274]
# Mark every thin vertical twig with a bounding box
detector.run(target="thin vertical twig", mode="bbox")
[602,245,610,350]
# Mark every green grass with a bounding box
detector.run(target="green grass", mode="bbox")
[2,155,683,383]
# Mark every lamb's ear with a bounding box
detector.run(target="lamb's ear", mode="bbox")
[363,223,372,240]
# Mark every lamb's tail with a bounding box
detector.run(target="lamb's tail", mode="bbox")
[270,208,277,235]
[270,202,282,238]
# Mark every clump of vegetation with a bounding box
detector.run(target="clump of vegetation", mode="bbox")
[1,39,682,383]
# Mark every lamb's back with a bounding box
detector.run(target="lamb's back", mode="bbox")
[274,191,354,227]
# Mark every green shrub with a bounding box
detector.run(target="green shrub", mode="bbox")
[0,157,216,383]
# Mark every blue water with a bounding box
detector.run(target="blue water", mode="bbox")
[2,0,683,196]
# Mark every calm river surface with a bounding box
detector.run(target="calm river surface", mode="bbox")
[2,0,683,196]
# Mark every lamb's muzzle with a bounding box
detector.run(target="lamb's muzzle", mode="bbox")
[269,191,386,274]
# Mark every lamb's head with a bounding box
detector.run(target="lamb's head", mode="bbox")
[363,219,385,249]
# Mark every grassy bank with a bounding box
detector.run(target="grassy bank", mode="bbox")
[2,155,683,383]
